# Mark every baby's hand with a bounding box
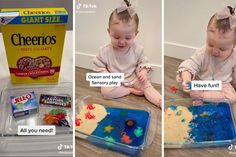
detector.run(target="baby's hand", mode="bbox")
[182,80,191,92]
[181,71,192,92]
[137,69,148,83]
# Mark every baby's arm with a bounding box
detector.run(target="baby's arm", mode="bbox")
[176,47,205,91]
[93,48,109,73]
[136,46,152,83]
[233,65,236,89]
[137,68,148,83]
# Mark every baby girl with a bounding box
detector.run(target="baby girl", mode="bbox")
[177,5,236,103]
[93,0,162,108]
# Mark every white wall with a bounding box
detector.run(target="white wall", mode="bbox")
[75,0,162,84]
[165,0,236,59]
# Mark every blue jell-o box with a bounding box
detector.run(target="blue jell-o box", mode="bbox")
[11,91,39,118]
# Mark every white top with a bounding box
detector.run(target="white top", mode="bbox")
[177,46,236,87]
[93,43,152,86]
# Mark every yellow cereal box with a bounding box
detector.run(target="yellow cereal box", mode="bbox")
[0,8,68,84]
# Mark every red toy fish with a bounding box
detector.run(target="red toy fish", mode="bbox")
[170,86,178,92]
[75,118,82,126]
[85,112,95,120]
[86,103,95,110]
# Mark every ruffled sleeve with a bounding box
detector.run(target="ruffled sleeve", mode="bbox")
[176,47,205,82]
[233,65,236,88]
[135,45,153,74]
[93,46,109,73]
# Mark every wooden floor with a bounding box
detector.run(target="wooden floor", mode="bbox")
[75,67,162,157]
[164,56,235,157]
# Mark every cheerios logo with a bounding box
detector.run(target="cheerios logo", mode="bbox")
[11,33,57,46]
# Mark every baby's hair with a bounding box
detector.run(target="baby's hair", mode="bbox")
[208,6,236,33]
[108,0,139,30]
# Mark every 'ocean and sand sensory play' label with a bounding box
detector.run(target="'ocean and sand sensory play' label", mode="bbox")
[11,92,38,118]
[0,8,68,84]
[86,73,124,87]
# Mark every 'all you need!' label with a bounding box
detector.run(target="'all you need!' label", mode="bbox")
[190,80,222,90]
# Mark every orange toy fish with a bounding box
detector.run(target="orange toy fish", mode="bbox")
[121,132,132,144]
[43,113,59,124]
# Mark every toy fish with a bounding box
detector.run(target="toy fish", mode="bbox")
[121,132,132,144]
[125,119,136,128]
[85,112,95,119]
[58,118,70,128]
[200,112,208,117]
[75,118,82,126]
[86,103,95,110]
[134,127,143,138]
[170,86,178,92]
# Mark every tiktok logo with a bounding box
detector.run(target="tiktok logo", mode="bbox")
[228,144,236,154]
[76,3,82,9]
[0,17,6,24]
[75,1,97,14]
[229,144,233,150]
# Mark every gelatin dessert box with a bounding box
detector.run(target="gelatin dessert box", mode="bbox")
[0,8,68,84]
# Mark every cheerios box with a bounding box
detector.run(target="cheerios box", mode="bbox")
[0,8,68,84]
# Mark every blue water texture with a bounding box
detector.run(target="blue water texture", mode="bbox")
[188,102,236,143]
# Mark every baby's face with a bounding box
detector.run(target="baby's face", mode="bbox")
[206,24,235,61]
[108,15,138,52]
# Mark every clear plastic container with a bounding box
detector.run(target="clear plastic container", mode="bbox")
[0,82,73,135]
[164,98,236,148]
[75,96,157,156]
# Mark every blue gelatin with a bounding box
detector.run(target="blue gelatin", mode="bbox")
[188,102,236,143]
[87,107,150,156]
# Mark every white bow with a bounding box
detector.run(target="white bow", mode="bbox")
[216,5,236,29]
[117,1,136,17]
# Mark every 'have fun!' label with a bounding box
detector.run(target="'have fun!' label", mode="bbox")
[190,80,222,91]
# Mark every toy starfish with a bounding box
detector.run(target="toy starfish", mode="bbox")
[104,125,113,133]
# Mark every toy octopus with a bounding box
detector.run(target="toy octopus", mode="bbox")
[43,108,70,128]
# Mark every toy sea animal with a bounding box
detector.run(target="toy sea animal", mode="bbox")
[75,118,82,126]
[125,119,136,128]
[134,127,143,138]
[85,112,95,119]
[121,132,132,144]
[43,108,70,128]
[200,112,208,117]
[104,125,113,133]
[86,103,95,110]
[170,86,178,92]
